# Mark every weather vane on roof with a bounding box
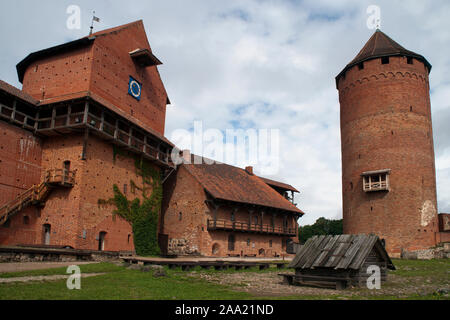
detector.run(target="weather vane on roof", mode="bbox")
[89,11,101,36]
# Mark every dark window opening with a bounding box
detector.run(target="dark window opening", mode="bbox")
[358,62,364,70]
[381,57,389,64]
[98,231,107,251]
[228,234,235,251]
[3,219,10,228]
[410,106,413,112]
[247,238,251,247]
[407,57,413,65]
[350,182,353,190]
[269,240,272,248]
[23,216,30,225]
[43,224,51,245]
[123,184,127,194]
[178,212,182,221]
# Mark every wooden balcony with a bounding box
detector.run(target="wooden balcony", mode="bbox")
[45,169,75,187]
[207,219,297,237]
[363,181,388,192]
[0,99,174,168]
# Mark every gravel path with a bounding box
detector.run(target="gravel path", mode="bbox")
[0,261,98,273]
[187,271,449,298]
[0,273,106,284]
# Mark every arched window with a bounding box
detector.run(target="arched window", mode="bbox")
[212,243,220,255]
[43,224,51,245]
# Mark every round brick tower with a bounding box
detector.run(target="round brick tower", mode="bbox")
[336,30,438,257]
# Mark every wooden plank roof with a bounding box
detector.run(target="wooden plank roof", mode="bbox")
[288,234,395,270]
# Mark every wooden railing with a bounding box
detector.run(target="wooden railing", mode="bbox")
[45,168,76,186]
[207,219,297,237]
[0,169,75,226]
[0,101,173,168]
[363,180,388,192]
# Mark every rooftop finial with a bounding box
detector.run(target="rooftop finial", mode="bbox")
[89,11,100,36]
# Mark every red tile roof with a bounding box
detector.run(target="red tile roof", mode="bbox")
[258,176,299,193]
[183,163,304,215]
[336,29,431,85]
[0,80,38,105]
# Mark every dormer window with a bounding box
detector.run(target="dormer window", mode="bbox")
[361,169,390,192]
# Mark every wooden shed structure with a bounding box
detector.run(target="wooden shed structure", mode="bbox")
[284,234,395,289]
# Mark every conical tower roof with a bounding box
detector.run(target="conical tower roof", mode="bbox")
[336,30,431,85]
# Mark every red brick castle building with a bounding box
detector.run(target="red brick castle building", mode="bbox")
[0,21,303,257]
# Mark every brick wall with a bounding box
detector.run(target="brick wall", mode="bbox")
[337,56,438,256]
[0,127,160,252]
[21,21,168,136]
[0,121,42,244]
[161,165,298,257]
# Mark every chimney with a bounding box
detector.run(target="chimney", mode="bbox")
[182,149,191,164]
[245,166,253,175]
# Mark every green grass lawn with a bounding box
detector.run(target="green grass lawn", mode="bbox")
[0,263,252,300]
[0,262,123,278]
[0,259,448,300]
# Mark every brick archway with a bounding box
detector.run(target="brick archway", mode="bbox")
[212,243,220,255]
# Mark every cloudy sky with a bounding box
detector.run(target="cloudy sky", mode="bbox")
[1,0,449,225]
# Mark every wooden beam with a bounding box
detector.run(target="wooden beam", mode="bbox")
[83,101,89,124]
[81,128,89,160]
[128,127,133,146]
[99,110,104,131]
[143,135,147,154]
[114,119,119,139]
[10,99,17,122]
[66,104,71,126]
[51,106,56,129]
[34,111,40,133]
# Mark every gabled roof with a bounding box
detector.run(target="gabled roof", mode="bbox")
[289,234,395,270]
[336,29,432,85]
[0,80,38,105]
[16,20,163,84]
[182,163,304,215]
[16,37,94,83]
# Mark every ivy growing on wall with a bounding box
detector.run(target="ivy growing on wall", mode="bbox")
[99,151,162,256]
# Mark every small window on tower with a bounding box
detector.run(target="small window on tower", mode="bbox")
[407,57,413,65]
[361,169,390,192]
[358,62,364,70]
[381,57,390,64]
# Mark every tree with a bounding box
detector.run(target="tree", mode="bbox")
[298,217,343,244]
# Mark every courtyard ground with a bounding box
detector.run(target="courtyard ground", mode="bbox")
[0,259,448,300]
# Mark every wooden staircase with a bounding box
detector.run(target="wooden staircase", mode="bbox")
[0,169,75,226]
